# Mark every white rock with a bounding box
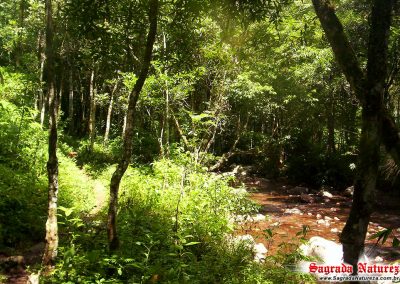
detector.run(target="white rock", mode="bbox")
[316,219,326,225]
[374,256,384,262]
[28,273,39,284]
[316,214,322,219]
[299,236,369,265]
[334,217,340,221]
[284,208,302,215]
[330,228,339,233]
[319,190,333,198]
[254,242,268,254]
[307,212,312,216]
[253,243,268,262]
[252,214,266,222]
[324,216,332,221]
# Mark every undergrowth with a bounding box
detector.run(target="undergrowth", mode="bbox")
[46,151,315,283]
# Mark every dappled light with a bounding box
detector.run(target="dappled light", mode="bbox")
[1,0,400,283]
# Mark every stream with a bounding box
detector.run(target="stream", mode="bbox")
[237,176,400,262]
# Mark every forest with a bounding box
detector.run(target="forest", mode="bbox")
[0,0,399,283]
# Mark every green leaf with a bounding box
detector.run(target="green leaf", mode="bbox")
[184,241,201,246]
[59,206,74,217]
[393,237,399,248]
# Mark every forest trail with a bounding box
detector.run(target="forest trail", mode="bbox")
[89,179,108,215]
[238,177,400,261]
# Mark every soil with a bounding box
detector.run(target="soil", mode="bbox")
[237,176,400,261]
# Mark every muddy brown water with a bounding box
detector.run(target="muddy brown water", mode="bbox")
[236,177,400,261]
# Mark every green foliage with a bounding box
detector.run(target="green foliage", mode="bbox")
[0,99,47,173]
[76,138,122,175]
[0,99,47,247]
[58,154,97,213]
[48,154,307,283]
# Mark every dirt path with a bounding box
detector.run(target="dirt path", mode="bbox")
[90,179,108,215]
[2,168,108,284]
[237,177,400,261]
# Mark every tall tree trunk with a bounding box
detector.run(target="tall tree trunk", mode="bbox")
[122,111,127,138]
[341,0,392,272]
[104,80,119,143]
[312,0,394,273]
[163,31,170,157]
[88,70,96,150]
[107,0,159,251]
[42,0,59,269]
[68,69,74,134]
[57,75,63,116]
[327,92,336,154]
[14,0,26,67]
[38,30,46,127]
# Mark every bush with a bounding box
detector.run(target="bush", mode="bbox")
[0,100,48,248]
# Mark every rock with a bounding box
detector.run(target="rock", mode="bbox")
[330,228,339,233]
[254,244,267,253]
[300,193,314,203]
[344,186,354,197]
[319,190,333,199]
[233,214,266,223]
[28,273,39,284]
[374,256,384,262]
[324,216,332,221]
[284,208,302,215]
[252,214,266,222]
[254,178,270,186]
[299,236,343,264]
[254,243,268,262]
[334,217,339,221]
[288,186,309,195]
[307,213,312,216]
[299,236,369,265]
[234,234,255,249]
[316,214,322,219]
[316,219,326,225]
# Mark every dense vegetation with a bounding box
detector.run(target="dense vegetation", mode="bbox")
[0,0,399,282]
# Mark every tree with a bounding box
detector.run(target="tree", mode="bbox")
[107,0,159,251]
[311,0,399,272]
[42,0,59,269]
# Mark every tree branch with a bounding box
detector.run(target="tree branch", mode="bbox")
[311,0,365,103]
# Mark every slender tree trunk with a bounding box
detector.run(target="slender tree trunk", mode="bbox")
[163,32,170,156]
[171,111,189,148]
[14,0,26,67]
[327,92,336,154]
[88,70,96,150]
[105,80,119,143]
[38,30,46,127]
[107,0,159,251]
[57,75,63,116]
[42,0,59,269]
[122,111,127,138]
[68,69,74,134]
